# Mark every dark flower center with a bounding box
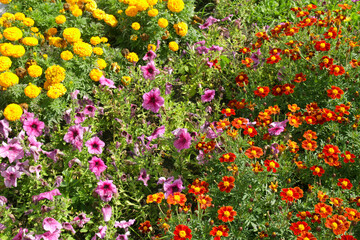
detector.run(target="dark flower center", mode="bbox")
[31,124,38,129]
[148,67,154,74]
[92,143,99,149]
[103,184,109,189]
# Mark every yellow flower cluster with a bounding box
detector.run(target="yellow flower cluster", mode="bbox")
[24,83,41,98]
[73,41,93,57]
[47,83,67,99]
[27,65,43,78]
[22,37,39,46]
[0,12,34,27]
[3,27,23,41]
[60,51,74,61]
[0,72,19,88]
[63,28,81,43]
[125,52,139,63]
[0,43,25,58]
[167,0,185,13]
[0,56,12,72]
[3,104,23,121]
[173,22,188,37]
[45,65,66,84]
[89,68,103,82]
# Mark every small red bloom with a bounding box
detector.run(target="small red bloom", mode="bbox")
[244,146,263,159]
[293,73,306,83]
[272,85,283,96]
[218,206,237,222]
[282,84,295,95]
[221,108,236,117]
[264,159,280,173]
[296,232,316,240]
[167,192,187,206]
[296,211,312,220]
[197,195,212,210]
[280,188,300,202]
[239,47,250,54]
[315,40,331,51]
[341,151,356,163]
[315,203,333,218]
[329,65,345,76]
[289,221,311,236]
[319,56,333,70]
[243,126,258,137]
[218,176,235,193]
[174,224,192,240]
[322,144,340,157]
[337,178,353,189]
[254,86,270,98]
[219,153,236,163]
[310,165,325,177]
[209,225,229,240]
[266,54,281,64]
[139,221,152,234]
[327,86,344,99]
[269,48,282,55]
[235,73,249,87]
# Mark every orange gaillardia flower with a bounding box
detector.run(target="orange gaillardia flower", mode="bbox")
[303,130,317,140]
[167,192,187,206]
[315,203,333,218]
[218,206,237,222]
[218,176,235,193]
[197,195,212,210]
[325,214,350,235]
[173,224,192,240]
[280,188,300,202]
[337,178,353,189]
[245,146,263,159]
[251,161,264,173]
[209,225,229,240]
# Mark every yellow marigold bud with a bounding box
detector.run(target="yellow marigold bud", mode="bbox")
[167,0,184,13]
[90,36,102,45]
[31,27,39,33]
[0,56,12,72]
[47,83,67,99]
[89,68,103,82]
[27,65,43,78]
[55,15,66,24]
[96,59,107,70]
[22,37,38,46]
[117,10,123,14]
[3,27,23,41]
[3,104,23,121]
[60,50,73,61]
[14,12,25,21]
[125,52,139,63]
[24,83,41,98]
[43,54,48,59]
[23,17,34,27]
[11,45,25,58]
[147,0,158,6]
[147,44,156,51]
[131,22,140,30]
[93,47,103,56]
[169,41,179,51]
[148,8,158,17]
[158,18,168,28]
[72,9,83,17]
[73,41,92,57]
[63,28,81,43]
[45,65,66,84]
[125,6,138,17]
[173,22,188,37]
[121,76,131,86]
[0,72,19,88]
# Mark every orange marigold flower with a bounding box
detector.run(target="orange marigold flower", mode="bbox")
[266,54,281,64]
[264,159,280,173]
[314,40,331,51]
[344,208,358,221]
[293,73,306,83]
[241,57,253,67]
[337,178,353,190]
[329,65,345,76]
[330,197,343,207]
[218,206,237,222]
[327,86,344,99]
[310,165,325,177]
[324,155,341,167]
[188,179,209,195]
[311,213,321,223]
[290,221,311,236]
[173,224,192,240]
[303,130,317,140]
[231,117,248,129]
[269,48,282,55]
[239,47,250,54]
[167,192,187,206]
[302,139,318,151]
[324,30,338,39]
[296,232,316,240]
[251,161,264,173]
[322,144,340,157]
[319,56,334,70]
[325,214,350,235]
[139,221,152,233]
[269,181,278,192]
[317,191,329,203]
[338,4,352,10]
[218,176,235,193]
[296,211,312,220]
[295,160,307,169]
[245,146,263,159]
[219,153,236,163]
[209,225,229,240]
[315,203,333,218]
[341,151,356,163]
[195,141,206,150]
[289,115,302,128]
[280,188,300,202]
[216,119,230,130]
[197,195,212,210]
[288,104,300,112]
[296,10,309,17]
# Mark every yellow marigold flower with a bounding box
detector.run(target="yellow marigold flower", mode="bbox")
[89,68,103,82]
[31,27,39,33]
[3,27,23,41]
[23,17,34,27]
[47,28,58,36]
[0,43,14,57]
[63,28,81,43]
[11,45,25,58]
[167,0,184,13]
[173,22,188,37]
[22,37,38,46]
[121,76,131,86]
[60,50,73,61]
[92,9,106,20]
[24,83,41,98]
[104,14,118,27]
[90,36,102,45]
[0,72,19,88]
[0,0,12,4]
[96,59,107,70]
[126,52,139,63]
[135,0,149,11]
[147,0,158,6]
[45,65,66,84]
[3,104,23,122]
[125,6,138,17]
[14,12,25,21]
[93,47,103,56]
[85,1,97,12]
[169,41,179,51]
[72,9,83,17]
[73,41,92,57]
[131,22,140,30]
[43,54,48,59]
[55,15,66,24]
[27,65,43,78]
[101,37,108,43]
[2,13,15,20]
[0,56,12,72]
[158,18,168,28]
[147,44,156,51]
[148,8,158,17]
[47,83,67,99]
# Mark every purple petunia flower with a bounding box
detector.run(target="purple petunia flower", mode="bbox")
[12,228,27,240]
[268,120,288,136]
[146,126,165,142]
[99,76,116,89]
[138,168,150,186]
[201,89,215,103]
[0,138,24,163]
[116,232,131,240]
[143,50,157,61]
[95,180,118,202]
[196,46,209,54]
[64,125,84,152]
[23,118,45,137]
[172,128,192,151]
[199,16,219,29]
[209,45,223,52]
[163,178,185,199]
[70,90,80,100]
[165,82,173,95]
[142,88,164,113]
[89,156,107,178]
[102,205,112,222]
[141,61,160,80]
[83,105,97,117]
[0,119,11,139]
[43,149,64,162]
[43,218,62,233]
[1,166,22,188]
[72,213,90,228]
[221,14,233,22]
[85,136,105,155]
[0,196,7,206]
[27,136,43,161]
[74,112,87,124]
[32,189,61,203]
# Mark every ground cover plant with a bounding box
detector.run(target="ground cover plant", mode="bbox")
[0,0,360,239]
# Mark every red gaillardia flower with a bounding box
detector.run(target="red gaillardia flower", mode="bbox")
[221,108,236,117]
[139,221,152,234]
[280,188,300,202]
[218,206,237,222]
[325,214,350,235]
[254,86,270,98]
[322,144,340,157]
[314,40,331,51]
[337,178,353,190]
[197,195,212,210]
[293,73,306,83]
[315,203,333,218]
[341,151,356,163]
[266,54,282,64]
[329,65,345,76]
[264,160,280,173]
[174,224,192,240]
[310,165,325,177]
[301,140,318,151]
[243,126,258,137]
[289,221,311,236]
[244,146,264,159]
[218,176,235,193]
[210,225,229,240]
[219,153,236,163]
[327,86,344,99]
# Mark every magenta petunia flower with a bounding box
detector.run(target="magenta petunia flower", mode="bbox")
[1,166,22,188]
[172,128,192,151]
[64,125,84,151]
[62,222,76,234]
[73,213,90,228]
[43,218,62,233]
[89,156,107,178]
[43,149,64,162]
[41,230,61,240]
[143,50,157,61]
[146,125,165,142]
[116,232,130,240]
[163,178,185,199]
[268,120,288,136]
[137,168,150,186]
[83,105,97,117]
[0,119,11,138]
[95,180,118,202]
[23,118,45,137]
[99,76,116,89]
[85,136,105,155]
[102,204,112,222]
[199,16,219,29]
[0,139,24,163]
[114,219,135,229]
[141,61,160,80]
[142,88,164,113]
[95,225,107,239]
[201,89,215,102]
[32,189,61,203]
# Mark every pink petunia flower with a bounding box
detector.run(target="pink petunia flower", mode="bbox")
[85,136,105,155]
[142,88,164,113]
[137,168,150,186]
[201,89,215,102]
[89,156,107,178]
[172,128,192,151]
[63,125,84,152]
[32,189,61,203]
[1,166,22,188]
[268,120,288,136]
[23,118,45,137]
[43,218,62,233]
[95,180,118,202]
[73,213,90,228]
[142,50,157,61]
[0,139,24,163]
[99,76,116,89]
[141,61,160,80]
[102,205,112,222]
